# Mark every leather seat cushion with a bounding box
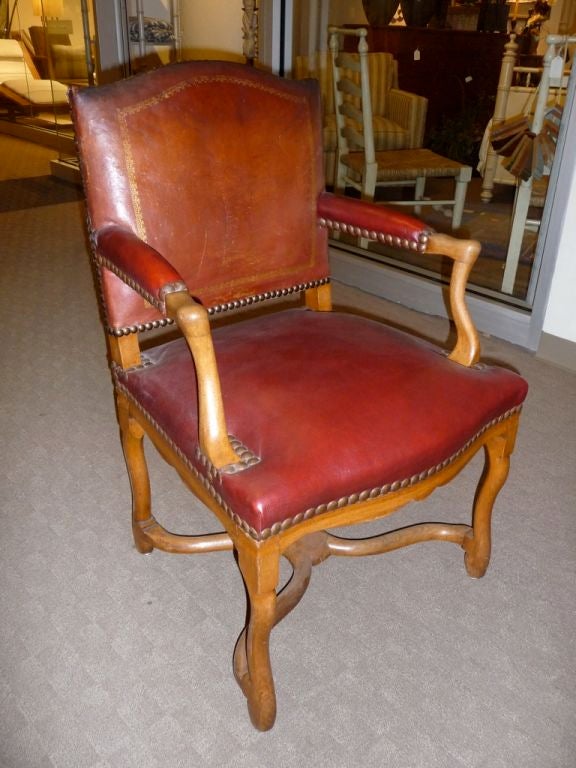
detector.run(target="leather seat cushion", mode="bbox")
[116,309,528,539]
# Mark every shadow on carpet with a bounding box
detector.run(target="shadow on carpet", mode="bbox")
[0,176,83,212]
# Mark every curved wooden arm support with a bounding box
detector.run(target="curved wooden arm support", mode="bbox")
[426,232,481,367]
[317,194,481,367]
[165,291,241,470]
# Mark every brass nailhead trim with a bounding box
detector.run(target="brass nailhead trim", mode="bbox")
[256,405,523,540]
[319,217,431,252]
[108,317,175,337]
[196,437,261,479]
[96,254,160,311]
[107,278,330,334]
[112,370,263,539]
[207,278,330,315]
[112,368,523,544]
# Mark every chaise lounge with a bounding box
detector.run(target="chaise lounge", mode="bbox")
[0,37,68,113]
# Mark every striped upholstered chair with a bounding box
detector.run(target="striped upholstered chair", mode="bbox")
[294,49,427,184]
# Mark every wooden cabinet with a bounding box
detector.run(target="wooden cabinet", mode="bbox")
[346,27,507,135]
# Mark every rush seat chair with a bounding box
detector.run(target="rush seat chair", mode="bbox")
[69,61,528,731]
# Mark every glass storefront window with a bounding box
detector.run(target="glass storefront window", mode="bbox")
[0,0,96,170]
[291,0,576,316]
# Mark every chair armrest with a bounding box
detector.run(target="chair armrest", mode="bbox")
[95,225,240,470]
[318,192,431,251]
[387,89,428,148]
[95,225,187,314]
[317,192,480,366]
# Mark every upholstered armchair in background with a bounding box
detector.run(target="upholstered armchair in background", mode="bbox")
[27,25,89,84]
[294,49,428,183]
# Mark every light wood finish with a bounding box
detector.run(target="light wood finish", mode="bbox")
[74,63,526,732]
[304,282,332,311]
[122,400,517,730]
[165,291,240,469]
[101,220,527,731]
[109,231,517,730]
[426,232,481,366]
[230,415,520,729]
[114,318,520,729]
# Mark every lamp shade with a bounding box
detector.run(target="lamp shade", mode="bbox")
[32,0,64,17]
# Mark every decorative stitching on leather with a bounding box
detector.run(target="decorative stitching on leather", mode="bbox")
[207,278,330,315]
[111,372,522,542]
[319,217,431,252]
[118,75,312,243]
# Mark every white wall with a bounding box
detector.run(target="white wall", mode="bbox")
[542,171,576,343]
[539,36,576,348]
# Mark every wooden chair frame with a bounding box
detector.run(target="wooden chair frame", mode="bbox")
[108,226,519,731]
[70,62,526,731]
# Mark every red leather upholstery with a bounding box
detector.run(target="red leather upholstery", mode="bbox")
[318,191,431,249]
[71,60,529,731]
[96,225,186,312]
[115,309,528,539]
[70,62,329,332]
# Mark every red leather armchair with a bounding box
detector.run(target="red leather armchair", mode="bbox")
[70,61,528,731]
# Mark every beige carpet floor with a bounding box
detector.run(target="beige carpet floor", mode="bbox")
[0,134,575,768]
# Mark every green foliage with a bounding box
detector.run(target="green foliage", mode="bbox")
[427,97,494,166]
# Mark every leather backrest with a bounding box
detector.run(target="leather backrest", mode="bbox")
[70,61,329,331]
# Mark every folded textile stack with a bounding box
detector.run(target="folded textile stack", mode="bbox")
[490,105,562,181]
[129,17,175,44]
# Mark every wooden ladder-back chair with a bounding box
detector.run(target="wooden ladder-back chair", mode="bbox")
[293,47,428,184]
[329,26,472,230]
[70,61,528,731]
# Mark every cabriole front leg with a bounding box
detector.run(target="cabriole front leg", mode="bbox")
[463,416,519,578]
[117,393,154,554]
[234,544,280,731]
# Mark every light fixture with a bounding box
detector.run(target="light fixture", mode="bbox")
[32,0,64,18]
[506,0,554,20]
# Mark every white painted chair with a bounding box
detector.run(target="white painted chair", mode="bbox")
[329,26,471,231]
[490,34,574,294]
